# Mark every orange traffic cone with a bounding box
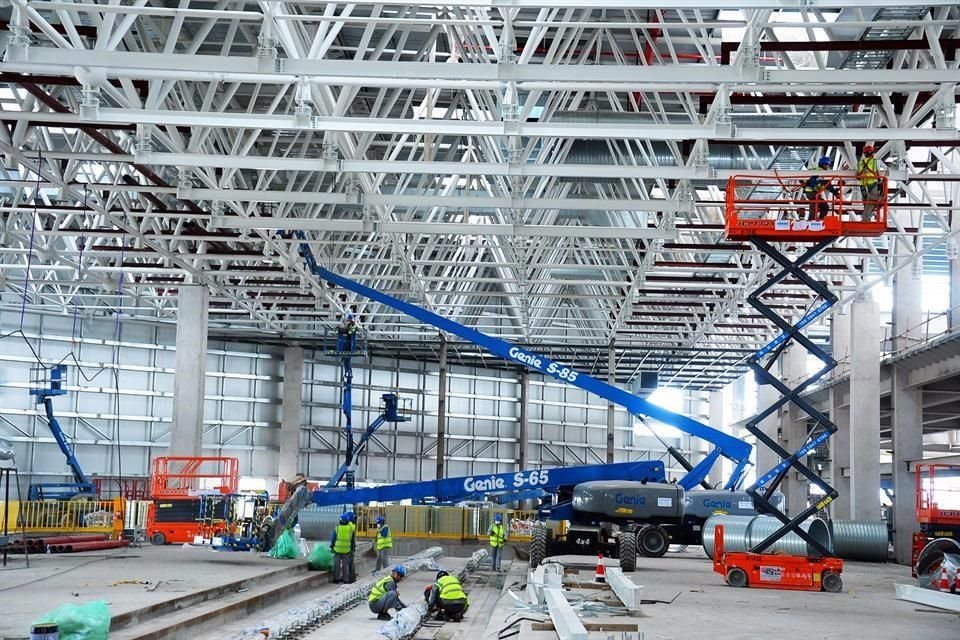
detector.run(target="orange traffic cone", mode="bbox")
[954,572,960,594]
[595,553,606,583]
[939,565,949,591]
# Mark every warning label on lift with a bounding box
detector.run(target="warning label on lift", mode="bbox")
[759,566,783,582]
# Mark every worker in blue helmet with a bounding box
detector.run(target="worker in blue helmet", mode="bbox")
[330,512,356,584]
[488,513,507,572]
[374,515,393,572]
[802,156,840,220]
[368,565,407,621]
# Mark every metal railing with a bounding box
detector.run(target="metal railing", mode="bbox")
[0,498,124,536]
[353,505,548,542]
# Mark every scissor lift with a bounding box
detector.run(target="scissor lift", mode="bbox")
[715,174,889,592]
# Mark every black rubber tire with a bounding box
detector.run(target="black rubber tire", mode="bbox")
[822,572,843,593]
[637,525,669,558]
[530,524,548,568]
[726,567,748,588]
[618,528,637,572]
[150,532,167,546]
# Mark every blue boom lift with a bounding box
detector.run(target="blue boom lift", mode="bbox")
[28,365,96,500]
[254,233,761,569]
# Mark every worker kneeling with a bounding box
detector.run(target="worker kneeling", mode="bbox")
[369,565,407,621]
[424,570,469,622]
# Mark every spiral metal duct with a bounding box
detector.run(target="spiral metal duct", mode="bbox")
[916,538,960,589]
[827,520,889,562]
[298,505,348,541]
[702,515,833,559]
[701,515,758,559]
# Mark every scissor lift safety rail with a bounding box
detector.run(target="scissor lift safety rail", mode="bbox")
[725,175,888,571]
[725,174,888,243]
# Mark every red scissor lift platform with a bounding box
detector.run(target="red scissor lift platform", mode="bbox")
[714,173,888,592]
[912,463,960,573]
[725,174,888,242]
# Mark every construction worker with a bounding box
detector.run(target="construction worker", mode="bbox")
[368,565,407,621]
[857,144,883,221]
[374,515,393,572]
[337,313,358,352]
[330,512,355,584]
[345,510,358,582]
[802,156,840,220]
[488,514,507,572]
[425,569,469,621]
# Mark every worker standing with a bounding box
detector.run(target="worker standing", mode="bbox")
[488,514,507,572]
[368,565,407,621]
[426,570,469,621]
[346,510,358,583]
[330,512,355,584]
[857,145,883,221]
[374,515,393,572]
[802,156,840,220]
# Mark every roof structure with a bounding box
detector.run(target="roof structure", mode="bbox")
[0,2,958,391]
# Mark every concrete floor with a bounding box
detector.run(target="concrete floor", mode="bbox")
[2,545,957,640]
[0,545,303,639]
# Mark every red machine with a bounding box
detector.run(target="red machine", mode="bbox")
[912,463,960,572]
[713,525,844,593]
[146,457,241,545]
[725,174,888,242]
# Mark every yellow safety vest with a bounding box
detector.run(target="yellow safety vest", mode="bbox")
[437,575,468,602]
[369,576,394,602]
[489,523,505,548]
[858,156,880,186]
[376,524,393,551]
[333,523,353,554]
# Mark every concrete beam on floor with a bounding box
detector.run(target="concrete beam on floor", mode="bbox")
[543,587,588,640]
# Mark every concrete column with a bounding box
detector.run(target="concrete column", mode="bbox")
[950,199,960,331]
[849,296,882,521]
[169,284,209,457]
[435,336,448,480]
[708,390,724,488]
[781,343,809,517]
[892,365,923,564]
[829,384,851,519]
[607,344,616,463]
[278,346,304,484]
[755,379,780,478]
[893,258,924,352]
[519,370,529,469]
[831,306,851,373]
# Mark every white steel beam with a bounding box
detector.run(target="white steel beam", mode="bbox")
[604,568,644,616]
[542,588,588,640]
[210,217,677,239]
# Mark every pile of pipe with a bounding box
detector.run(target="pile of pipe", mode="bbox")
[375,548,488,640]
[702,516,889,562]
[6,534,129,554]
[228,546,445,640]
[916,538,960,590]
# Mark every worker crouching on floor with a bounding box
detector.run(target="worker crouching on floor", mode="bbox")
[368,565,407,621]
[330,512,356,584]
[374,515,393,572]
[424,570,469,622]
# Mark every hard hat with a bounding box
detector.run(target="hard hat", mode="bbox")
[494,514,503,522]
[345,510,356,522]
[339,513,349,523]
[863,145,876,154]
[393,565,407,578]
[375,516,385,525]
[818,156,831,167]
[436,570,449,580]
[347,313,354,320]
